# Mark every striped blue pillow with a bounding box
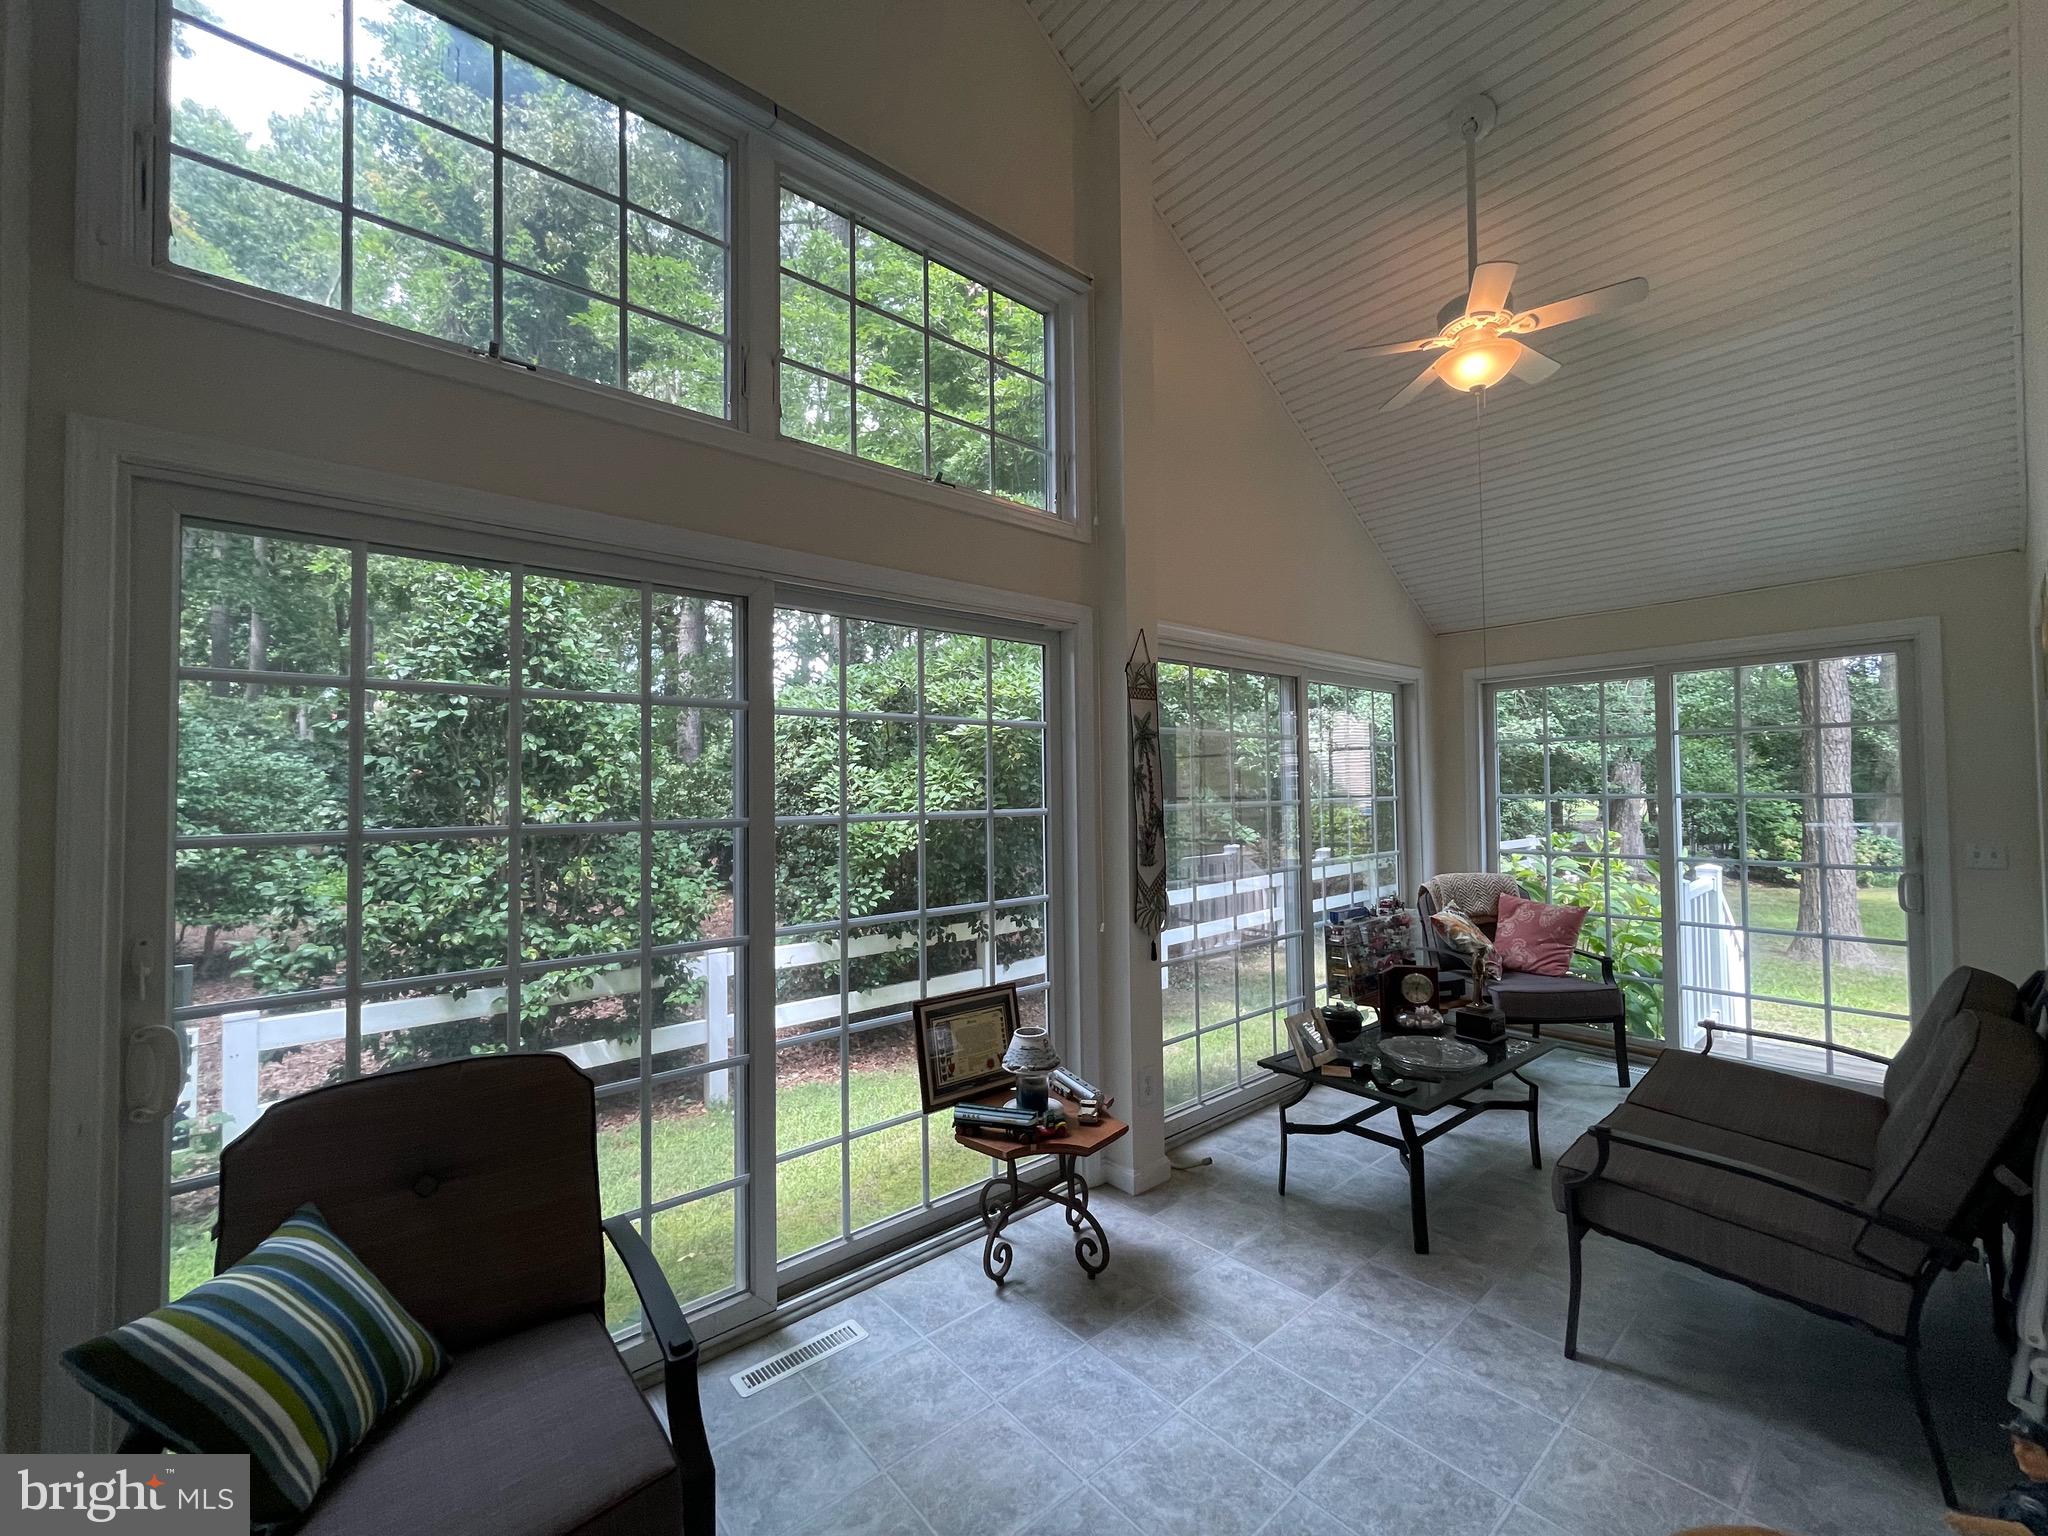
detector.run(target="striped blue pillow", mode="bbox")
[63,1204,445,1528]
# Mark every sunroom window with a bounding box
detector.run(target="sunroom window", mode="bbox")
[163,0,731,415]
[777,188,1056,513]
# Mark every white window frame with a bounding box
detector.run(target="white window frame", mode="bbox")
[74,0,1092,540]
[42,414,1097,1450]
[1152,624,1425,1134]
[1466,617,1953,1069]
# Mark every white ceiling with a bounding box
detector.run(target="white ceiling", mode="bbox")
[1027,0,2024,631]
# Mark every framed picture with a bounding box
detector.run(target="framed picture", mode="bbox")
[1284,1010,1337,1071]
[913,983,1022,1112]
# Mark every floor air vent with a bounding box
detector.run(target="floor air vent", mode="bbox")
[728,1320,868,1397]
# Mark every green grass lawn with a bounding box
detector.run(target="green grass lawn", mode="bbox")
[1736,883,1909,1058]
[170,1056,993,1325]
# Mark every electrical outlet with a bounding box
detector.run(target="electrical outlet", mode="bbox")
[1964,843,2008,871]
[1140,1070,1157,1104]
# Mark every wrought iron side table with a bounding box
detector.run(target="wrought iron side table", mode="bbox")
[952,1094,1129,1285]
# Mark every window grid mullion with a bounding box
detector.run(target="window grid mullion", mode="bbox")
[491,43,506,358]
[916,628,932,1206]
[638,583,656,1230]
[836,619,852,1244]
[505,567,525,1053]
[617,106,631,392]
[340,0,355,313]
[343,543,368,1078]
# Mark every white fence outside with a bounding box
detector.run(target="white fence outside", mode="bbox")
[184,910,1051,1148]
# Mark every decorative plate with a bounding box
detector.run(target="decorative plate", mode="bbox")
[1376,1036,1486,1080]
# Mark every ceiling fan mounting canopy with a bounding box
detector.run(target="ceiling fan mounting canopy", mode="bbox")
[1352,93,1648,411]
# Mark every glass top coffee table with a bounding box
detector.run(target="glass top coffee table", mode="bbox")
[1256,1025,1557,1255]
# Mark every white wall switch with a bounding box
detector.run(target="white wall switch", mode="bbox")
[1964,843,2008,870]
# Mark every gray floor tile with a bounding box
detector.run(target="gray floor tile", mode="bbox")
[822,1340,994,1467]
[1184,1352,1364,1487]
[892,1404,1078,1536]
[1519,1427,1736,1536]
[873,1245,994,1335]
[801,1477,932,1536]
[1739,1431,1949,1536]
[1323,1262,1475,1349]
[1000,1251,1159,1338]
[1478,1261,1637,1355]
[1173,1253,1315,1345]
[792,1296,927,1391]
[1227,1214,1377,1298]
[1491,1507,1571,1536]
[687,1360,816,1450]
[1565,1369,1762,1507]
[1261,1495,1353,1535]
[1372,1359,1562,1497]
[1003,1344,1174,1477]
[1298,1422,1505,1536]
[1091,1413,1294,1536]
[1429,1309,1599,1421]
[716,1395,883,1536]
[1361,1235,1504,1303]
[927,1294,1083,1388]
[1256,1309,1424,1411]
[1093,1297,1248,1402]
[1065,1486,1144,1535]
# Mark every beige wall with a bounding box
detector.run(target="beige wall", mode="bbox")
[4,0,1431,1442]
[1428,553,2044,986]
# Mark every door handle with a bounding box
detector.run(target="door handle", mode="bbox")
[124,1023,186,1123]
[1896,870,1921,914]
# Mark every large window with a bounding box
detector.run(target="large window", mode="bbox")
[770,607,1053,1265]
[170,522,748,1321]
[1158,663,1305,1116]
[1491,676,1663,1037]
[777,189,1055,512]
[1486,650,1923,1077]
[1306,681,1403,1009]
[163,0,730,410]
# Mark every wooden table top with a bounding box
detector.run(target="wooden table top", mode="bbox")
[951,1092,1130,1160]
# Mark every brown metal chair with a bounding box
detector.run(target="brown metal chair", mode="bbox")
[1416,878,1633,1086]
[1555,965,2038,1508]
[120,1054,714,1536]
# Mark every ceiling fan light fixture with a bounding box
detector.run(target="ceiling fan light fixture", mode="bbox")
[1443,335,1521,391]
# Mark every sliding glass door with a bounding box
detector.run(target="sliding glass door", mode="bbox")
[1485,646,1925,1078]
[769,604,1055,1276]
[122,481,1070,1347]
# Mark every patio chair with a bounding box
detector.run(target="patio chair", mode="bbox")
[115,1054,715,1536]
[1555,965,2037,1507]
[1416,875,1633,1086]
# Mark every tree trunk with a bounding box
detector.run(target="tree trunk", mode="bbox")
[246,536,269,700]
[1790,659,1871,964]
[1612,757,1646,859]
[208,534,233,697]
[675,601,705,762]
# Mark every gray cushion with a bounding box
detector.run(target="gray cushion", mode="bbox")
[303,1314,681,1536]
[1860,1009,2043,1275]
[1627,1049,1884,1171]
[1553,1103,1914,1335]
[1488,970,1624,1023]
[1883,965,2024,1115]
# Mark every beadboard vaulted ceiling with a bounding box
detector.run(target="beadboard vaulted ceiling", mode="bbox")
[1027,0,2024,632]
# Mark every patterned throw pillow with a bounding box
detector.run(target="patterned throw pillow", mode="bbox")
[1494,891,1590,976]
[63,1204,445,1529]
[1429,902,1501,982]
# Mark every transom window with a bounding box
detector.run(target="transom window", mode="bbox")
[164,0,730,414]
[777,189,1055,512]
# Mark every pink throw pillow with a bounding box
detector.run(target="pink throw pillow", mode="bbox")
[1494,892,1588,977]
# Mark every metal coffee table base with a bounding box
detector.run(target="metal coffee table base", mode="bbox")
[1277,1072,1542,1254]
[975,1152,1111,1284]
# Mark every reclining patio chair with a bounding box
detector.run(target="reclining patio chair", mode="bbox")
[1417,874,1633,1086]
[115,1054,715,1536]
[1555,965,2037,1507]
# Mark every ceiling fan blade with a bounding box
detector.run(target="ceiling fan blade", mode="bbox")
[1465,260,1518,315]
[1348,335,1443,357]
[1508,345,1560,384]
[1515,276,1648,333]
[1379,362,1443,412]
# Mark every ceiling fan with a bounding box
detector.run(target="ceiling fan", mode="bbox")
[1354,94,1647,412]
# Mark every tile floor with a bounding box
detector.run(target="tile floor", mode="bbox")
[671,1048,2014,1536]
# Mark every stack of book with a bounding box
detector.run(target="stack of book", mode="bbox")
[952,1100,1067,1142]
[1050,1068,1111,1125]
